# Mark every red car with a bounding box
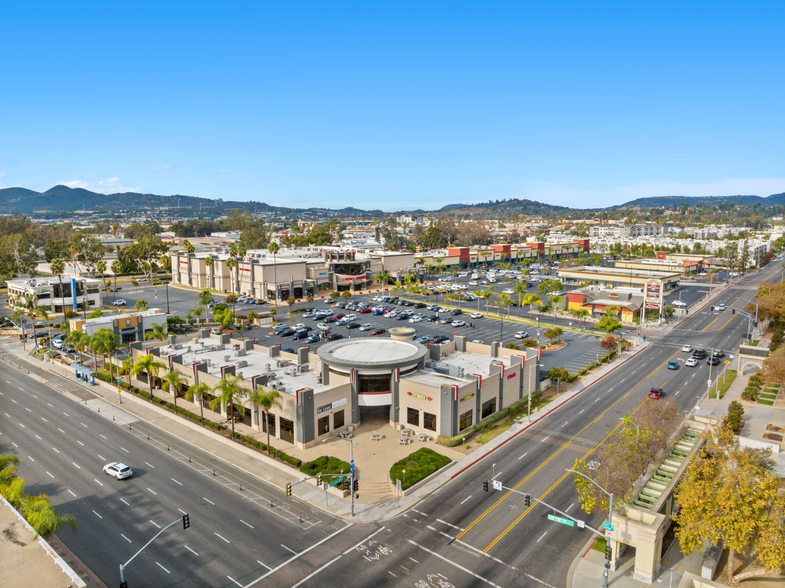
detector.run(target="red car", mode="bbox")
[359,308,372,313]
[370,328,386,335]
[332,313,345,320]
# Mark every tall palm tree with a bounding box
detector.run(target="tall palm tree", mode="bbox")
[377,271,391,286]
[248,386,282,453]
[513,281,528,317]
[20,294,39,340]
[95,259,108,293]
[210,374,247,439]
[185,382,210,424]
[50,258,66,314]
[131,354,166,402]
[119,357,135,389]
[111,259,122,295]
[191,305,205,325]
[226,258,237,294]
[573,308,590,330]
[161,371,187,409]
[183,239,195,255]
[476,289,494,313]
[548,294,563,324]
[268,242,280,302]
[523,293,540,320]
[66,330,90,364]
[145,322,168,341]
[22,493,77,538]
[90,328,121,379]
[204,256,214,290]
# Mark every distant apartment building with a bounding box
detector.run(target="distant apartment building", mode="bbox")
[414,240,589,270]
[589,224,668,239]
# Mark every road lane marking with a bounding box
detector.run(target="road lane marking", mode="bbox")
[46,471,54,478]
[145,462,154,468]
[35,434,41,440]
[461,495,472,504]
[410,557,419,564]
[62,412,69,417]
[203,497,215,505]
[10,399,16,404]
[76,441,83,446]
[68,490,76,497]
[120,498,130,506]
[97,454,105,461]
[492,471,503,480]
[41,417,47,422]
[240,519,254,529]
[80,422,88,428]
[608,388,613,392]
[147,488,157,495]
[227,577,242,587]
[537,531,547,542]
[58,428,64,433]
[156,562,170,574]
[518,452,528,460]
[150,520,160,528]
[92,510,102,519]
[542,436,549,442]
[27,456,35,462]
[24,407,31,412]
[594,398,600,403]
[171,478,182,486]
[72,462,80,469]
[281,544,297,554]
[47,403,53,407]
[120,447,128,453]
[121,534,132,543]
[257,560,271,571]
[94,479,103,487]
[52,447,60,453]
[214,532,230,543]
[178,508,187,514]
[437,519,465,531]
[185,545,199,556]
[413,508,428,516]
[407,540,503,588]
[17,422,24,428]
[100,434,107,440]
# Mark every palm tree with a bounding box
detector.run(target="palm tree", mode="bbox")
[20,493,77,538]
[248,386,282,453]
[306,294,314,308]
[161,370,187,409]
[268,242,280,302]
[185,382,210,424]
[111,259,122,295]
[435,261,446,276]
[191,305,205,325]
[204,256,215,290]
[377,271,391,286]
[145,322,168,341]
[513,281,528,316]
[95,260,108,302]
[90,328,121,379]
[66,330,90,364]
[573,308,590,330]
[135,299,149,311]
[183,239,195,255]
[20,294,39,340]
[131,354,166,402]
[210,374,247,439]
[548,294,563,324]
[523,293,542,321]
[476,289,494,313]
[50,258,66,314]
[119,357,135,389]
[225,257,237,294]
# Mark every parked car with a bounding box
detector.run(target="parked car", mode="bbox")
[672,300,687,308]
[113,299,127,306]
[452,320,466,327]
[440,317,453,324]
[359,323,374,332]
[317,323,330,331]
[304,335,320,344]
[370,328,386,335]
[451,309,462,316]
[470,312,483,319]
[409,316,422,323]
[278,328,295,337]
[345,322,361,329]
[667,361,679,370]
[326,333,344,341]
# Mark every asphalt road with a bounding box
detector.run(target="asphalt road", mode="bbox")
[0,352,344,588]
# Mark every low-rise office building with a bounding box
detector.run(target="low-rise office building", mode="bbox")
[6,275,102,314]
[414,240,590,270]
[133,332,540,449]
[613,258,701,276]
[565,287,643,322]
[70,308,168,343]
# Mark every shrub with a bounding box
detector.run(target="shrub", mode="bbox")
[567,373,578,383]
[521,338,538,348]
[300,456,351,477]
[389,448,451,490]
[504,342,521,350]
[577,368,587,376]
[741,387,759,402]
[438,428,475,447]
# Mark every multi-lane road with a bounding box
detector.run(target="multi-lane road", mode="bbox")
[0,261,776,587]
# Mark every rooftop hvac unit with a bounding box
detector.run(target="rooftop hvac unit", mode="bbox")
[237,360,248,369]
[224,355,230,362]
[265,363,271,372]
[298,364,310,373]
[234,349,246,357]
[277,385,285,393]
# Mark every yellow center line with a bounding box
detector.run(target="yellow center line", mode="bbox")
[700,287,757,332]
[456,349,679,542]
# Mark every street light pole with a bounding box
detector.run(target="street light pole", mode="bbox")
[568,469,614,588]
[322,435,355,516]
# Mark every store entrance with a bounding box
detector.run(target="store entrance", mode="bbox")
[359,404,390,427]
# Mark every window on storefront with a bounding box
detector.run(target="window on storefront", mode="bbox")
[423,412,436,432]
[459,410,473,431]
[482,399,497,419]
[317,415,329,436]
[280,417,294,444]
[359,374,390,393]
[333,410,344,429]
[407,407,419,427]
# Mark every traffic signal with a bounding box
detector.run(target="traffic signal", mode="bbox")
[285,482,292,496]
[524,494,531,507]
[483,480,489,492]
[182,513,190,529]
[316,473,322,485]
[121,582,128,588]
[710,306,715,311]
[605,544,612,560]
[353,478,359,492]
[732,309,736,314]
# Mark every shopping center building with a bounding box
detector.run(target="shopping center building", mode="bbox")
[131,331,540,448]
[6,275,102,314]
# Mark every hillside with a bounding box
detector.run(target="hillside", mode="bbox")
[614,193,785,208]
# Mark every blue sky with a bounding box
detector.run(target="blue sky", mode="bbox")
[2,2,784,211]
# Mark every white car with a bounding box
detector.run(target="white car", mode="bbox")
[293,323,305,330]
[503,289,515,294]
[471,312,482,319]
[685,358,698,367]
[113,299,127,306]
[717,304,726,311]
[103,462,133,480]
[682,344,693,352]
[452,320,466,327]
[317,323,330,331]
[514,331,529,339]
[468,281,478,286]
[672,300,687,308]
[472,339,484,344]
[359,323,374,331]
[343,314,357,321]
[729,272,740,277]
[52,338,64,349]
[324,297,336,304]
[409,316,422,323]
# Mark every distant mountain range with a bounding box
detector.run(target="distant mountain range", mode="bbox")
[1,185,783,217]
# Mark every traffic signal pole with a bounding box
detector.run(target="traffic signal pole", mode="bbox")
[119,514,190,587]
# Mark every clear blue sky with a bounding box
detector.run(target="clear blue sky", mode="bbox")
[2,2,784,211]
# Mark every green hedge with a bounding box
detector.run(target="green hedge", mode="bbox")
[300,455,351,477]
[390,448,451,490]
[437,393,541,446]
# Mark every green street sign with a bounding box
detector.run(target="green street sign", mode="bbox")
[603,522,614,531]
[548,514,574,527]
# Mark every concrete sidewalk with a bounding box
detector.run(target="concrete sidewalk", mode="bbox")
[5,338,651,522]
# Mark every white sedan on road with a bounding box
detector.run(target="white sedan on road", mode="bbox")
[685,358,699,367]
[682,344,693,352]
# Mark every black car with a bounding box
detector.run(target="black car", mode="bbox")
[278,328,295,337]
[426,315,438,322]
[345,322,361,329]
[323,316,337,323]
[292,331,309,340]
[451,309,462,316]
[431,335,450,344]
[396,314,409,320]
[326,333,344,341]
[707,356,720,366]
[692,349,707,359]
[414,302,426,309]
[281,348,295,353]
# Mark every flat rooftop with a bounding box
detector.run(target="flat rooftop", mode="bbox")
[405,349,512,387]
[162,338,326,395]
[558,265,681,278]
[318,338,427,368]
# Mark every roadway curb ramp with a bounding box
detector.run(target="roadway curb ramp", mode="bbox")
[450,342,651,479]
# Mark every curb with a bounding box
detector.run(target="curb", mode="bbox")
[449,342,650,479]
